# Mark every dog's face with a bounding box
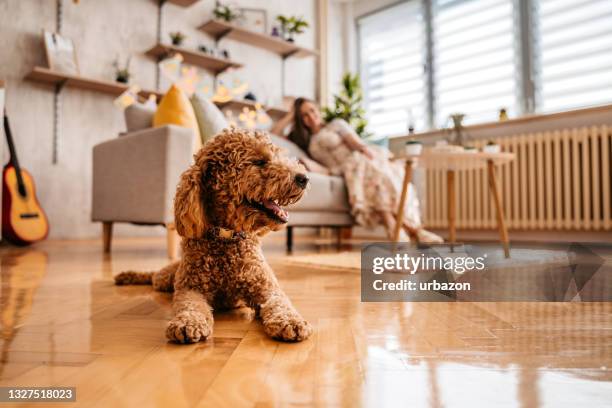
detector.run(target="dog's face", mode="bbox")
[174,129,309,238]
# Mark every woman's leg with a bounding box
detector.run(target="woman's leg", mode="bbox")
[382,211,410,241]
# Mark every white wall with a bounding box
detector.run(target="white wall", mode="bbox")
[0,0,317,239]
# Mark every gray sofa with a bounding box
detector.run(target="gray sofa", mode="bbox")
[269,135,353,250]
[92,127,352,256]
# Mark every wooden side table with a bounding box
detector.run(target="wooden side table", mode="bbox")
[394,150,515,258]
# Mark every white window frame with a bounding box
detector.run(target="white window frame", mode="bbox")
[357,0,610,136]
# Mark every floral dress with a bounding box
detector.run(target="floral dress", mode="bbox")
[308,119,421,229]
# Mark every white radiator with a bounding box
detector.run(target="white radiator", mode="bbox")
[424,125,612,231]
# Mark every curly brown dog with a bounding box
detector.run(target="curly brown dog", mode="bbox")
[114,128,312,343]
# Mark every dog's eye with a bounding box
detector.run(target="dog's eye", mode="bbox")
[253,159,267,167]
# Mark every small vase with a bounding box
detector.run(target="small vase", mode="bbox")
[116,76,129,84]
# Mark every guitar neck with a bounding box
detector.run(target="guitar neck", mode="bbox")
[3,112,26,196]
[4,113,22,172]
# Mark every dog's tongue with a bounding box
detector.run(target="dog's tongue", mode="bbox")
[262,199,288,222]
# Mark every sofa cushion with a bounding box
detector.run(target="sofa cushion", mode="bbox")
[269,134,309,161]
[288,172,350,212]
[153,85,201,151]
[124,101,155,132]
[190,93,228,144]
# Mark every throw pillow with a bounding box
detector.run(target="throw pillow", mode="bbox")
[153,85,201,151]
[190,93,228,144]
[124,101,155,133]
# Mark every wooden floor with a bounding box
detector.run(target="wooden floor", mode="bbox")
[1,235,611,407]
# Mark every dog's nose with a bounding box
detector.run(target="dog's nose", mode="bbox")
[294,173,309,189]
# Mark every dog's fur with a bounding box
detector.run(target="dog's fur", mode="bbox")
[114,128,312,343]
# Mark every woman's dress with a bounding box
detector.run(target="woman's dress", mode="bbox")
[308,119,421,229]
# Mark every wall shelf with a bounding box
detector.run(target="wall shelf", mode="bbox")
[145,44,242,75]
[198,20,318,59]
[163,0,200,7]
[25,67,162,99]
[26,67,287,118]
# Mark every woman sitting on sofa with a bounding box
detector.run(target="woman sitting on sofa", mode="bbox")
[271,97,442,243]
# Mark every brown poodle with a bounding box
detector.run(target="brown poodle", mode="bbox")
[114,128,312,343]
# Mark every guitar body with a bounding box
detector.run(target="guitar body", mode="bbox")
[2,164,49,245]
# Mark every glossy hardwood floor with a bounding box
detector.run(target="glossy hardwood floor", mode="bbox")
[1,235,611,407]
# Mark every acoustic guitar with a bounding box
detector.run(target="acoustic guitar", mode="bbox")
[2,112,49,245]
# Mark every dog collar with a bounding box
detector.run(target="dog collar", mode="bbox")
[208,226,246,241]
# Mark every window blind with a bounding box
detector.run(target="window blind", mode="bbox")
[358,1,427,137]
[432,0,519,126]
[535,0,612,112]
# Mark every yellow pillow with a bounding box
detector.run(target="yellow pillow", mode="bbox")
[153,85,201,151]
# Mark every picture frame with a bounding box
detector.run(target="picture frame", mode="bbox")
[238,8,267,34]
[43,30,80,75]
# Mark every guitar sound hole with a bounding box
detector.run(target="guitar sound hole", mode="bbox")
[20,213,39,219]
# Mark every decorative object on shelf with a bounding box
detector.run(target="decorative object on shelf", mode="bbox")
[323,72,371,139]
[483,140,501,154]
[113,85,142,108]
[449,113,468,146]
[43,30,79,75]
[499,107,508,121]
[463,145,477,153]
[237,8,267,34]
[197,44,230,60]
[404,140,423,156]
[270,26,280,37]
[213,2,240,22]
[276,15,309,42]
[169,31,186,46]
[244,92,256,101]
[113,55,131,83]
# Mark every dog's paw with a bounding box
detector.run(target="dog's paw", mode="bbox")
[166,313,212,344]
[265,315,313,342]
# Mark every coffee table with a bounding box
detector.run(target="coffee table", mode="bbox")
[394,149,515,257]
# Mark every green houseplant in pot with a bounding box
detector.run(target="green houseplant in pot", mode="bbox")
[213,3,240,22]
[323,72,372,140]
[276,15,309,42]
[113,56,131,84]
[169,31,186,46]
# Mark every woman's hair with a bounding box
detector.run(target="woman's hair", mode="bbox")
[288,97,316,152]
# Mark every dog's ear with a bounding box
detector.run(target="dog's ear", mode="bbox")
[174,155,209,239]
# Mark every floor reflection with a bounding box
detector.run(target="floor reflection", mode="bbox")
[0,249,48,379]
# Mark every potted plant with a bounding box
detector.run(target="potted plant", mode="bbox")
[323,72,371,139]
[169,31,186,46]
[113,56,131,84]
[483,140,501,153]
[404,140,423,156]
[213,3,239,22]
[276,15,309,42]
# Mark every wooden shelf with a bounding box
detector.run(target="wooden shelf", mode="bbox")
[26,67,288,120]
[199,20,318,59]
[145,44,242,75]
[25,67,162,99]
[163,0,200,7]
